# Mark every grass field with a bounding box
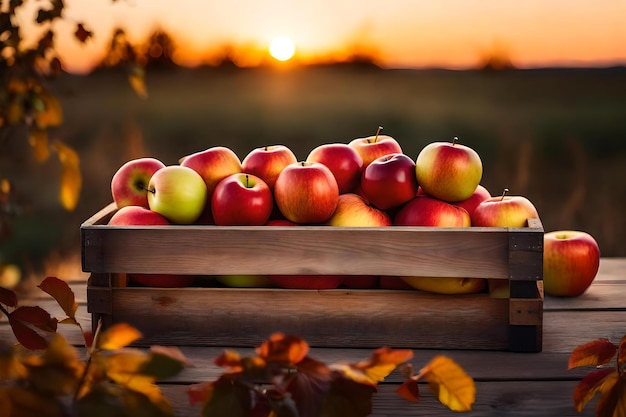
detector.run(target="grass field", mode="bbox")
[2,65,626,276]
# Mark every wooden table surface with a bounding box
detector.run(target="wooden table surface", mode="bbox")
[2,257,625,417]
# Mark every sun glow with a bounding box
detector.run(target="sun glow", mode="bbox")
[269,36,296,61]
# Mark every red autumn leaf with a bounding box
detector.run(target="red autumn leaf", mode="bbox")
[321,376,376,417]
[214,349,243,369]
[201,375,251,417]
[10,306,58,332]
[573,368,617,412]
[285,358,333,417]
[38,276,77,320]
[0,287,17,307]
[569,338,617,370]
[618,335,626,369]
[595,374,626,417]
[83,330,94,348]
[8,316,48,350]
[187,381,213,406]
[396,378,420,403]
[333,347,413,387]
[74,23,92,43]
[256,332,309,365]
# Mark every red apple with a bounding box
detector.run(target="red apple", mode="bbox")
[108,205,170,226]
[379,276,416,290]
[543,230,601,297]
[415,137,483,202]
[265,219,298,226]
[211,173,273,226]
[341,276,379,289]
[180,146,242,197]
[361,153,418,210]
[306,143,363,194]
[215,275,276,288]
[274,161,339,224]
[147,165,207,224]
[325,193,391,227]
[270,275,344,290]
[111,157,165,209]
[241,145,297,189]
[471,190,539,227]
[453,185,492,217]
[348,126,402,167]
[394,195,471,227]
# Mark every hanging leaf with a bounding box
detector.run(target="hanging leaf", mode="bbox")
[10,306,58,332]
[417,355,475,412]
[38,276,77,320]
[568,338,617,370]
[7,315,48,350]
[28,128,50,162]
[0,286,18,307]
[573,368,616,412]
[74,23,92,43]
[96,323,142,350]
[51,140,81,211]
[256,332,310,365]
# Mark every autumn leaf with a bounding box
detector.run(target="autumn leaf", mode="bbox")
[34,90,63,128]
[396,378,420,403]
[52,140,81,211]
[417,355,475,412]
[0,342,27,379]
[573,368,616,412]
[0,286,18,307]
[38,276,77,321]
[201,375,251,417]
[331,347,413,387]
[214,349,243,370]
[7,316,48,349]
[256,332,310,365]
[96,323,142,350]
[321,376,376,417]
[568,338,617,370]
[74,23,92,43]
[10,306,58,332]
[0,386,64,417]
[77,382,173,417]
[139,347,189,379]
[28,128,50,162]
[129,64,148,99]
[618,335,626,370]
[595,373,626,417]
[187,381,213,406]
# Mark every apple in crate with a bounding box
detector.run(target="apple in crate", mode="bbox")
[361,153,418,210]
[348,126,402,167]
[400,277,486,294]
[274,161,339,224]
[147,165,207,224]
[342,275,379,289]
[379,276,415,290]
[471,189,539,228]
[415,137,482,202]
[180,146,242,198]
[453,185,492,217]
[215,275,276,288]
[211,173,273,226]
[394,195,471,227]
[325,193,391,227]
[543,230,600,297]
[306,143,363,194]
[242,145,297,190]
[111,157,165,209]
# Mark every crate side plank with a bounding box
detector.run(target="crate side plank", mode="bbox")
[106,287,510,349]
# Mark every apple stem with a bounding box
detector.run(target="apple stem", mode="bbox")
[139,184,156,194]
[246,174,249,187]
[374,126,383,142]
[500,188,509,201]
[452,136,459,146]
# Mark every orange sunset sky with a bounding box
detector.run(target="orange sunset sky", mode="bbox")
[20,0,626,73]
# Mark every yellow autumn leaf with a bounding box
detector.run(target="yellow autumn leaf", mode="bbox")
[128,69,148,99]
[96,323,142,350]
[51,140,81,211]
[28,128,50,162]
[35,90,63,128]
[418,355,475,412]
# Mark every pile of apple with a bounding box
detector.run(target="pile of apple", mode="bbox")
[108,128,600,297]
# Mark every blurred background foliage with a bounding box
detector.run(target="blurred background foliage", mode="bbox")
[1,1,625,282]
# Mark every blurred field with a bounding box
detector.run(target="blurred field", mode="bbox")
[2,65,626,277]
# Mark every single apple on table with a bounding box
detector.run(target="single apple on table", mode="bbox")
[325,193,391,227]
[211,173,273,226]
[147,165,207,224]
[306,143,363,194]
[415,137,483,203]
[274,161,339,224]
[394,195,471,227]
[111,157,165,209]
[361,153,418,210]
[453,185,492,218]
[543,230,600,297]
[471,189,539,228]
[241,145,297,190]
[348,126,403,168]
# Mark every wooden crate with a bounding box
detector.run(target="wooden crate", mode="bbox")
[82,203,544,352]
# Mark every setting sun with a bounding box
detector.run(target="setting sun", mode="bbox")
[269,36,296,62]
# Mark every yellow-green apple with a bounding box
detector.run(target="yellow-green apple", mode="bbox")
[147,165,207,224]
[453,184,491,217]
[348,126,402,167]
[543,230,600,297]
[306,143,363,194]
[342,275,379,289]
[400,276,486,294]
[471,189,539,227]
[325,193,391,227]
[379,276,416,290]
[108,205,170,226]
[211,173,273,226]
[111,157,165,209]
[361,153,418,210]
[215,275,276,288]
[274,161,339,224]
[394,195,471,227]
[180,146,242,221]
[270,275,344,289]
[415,137,482,202]
[241,145,297,189]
